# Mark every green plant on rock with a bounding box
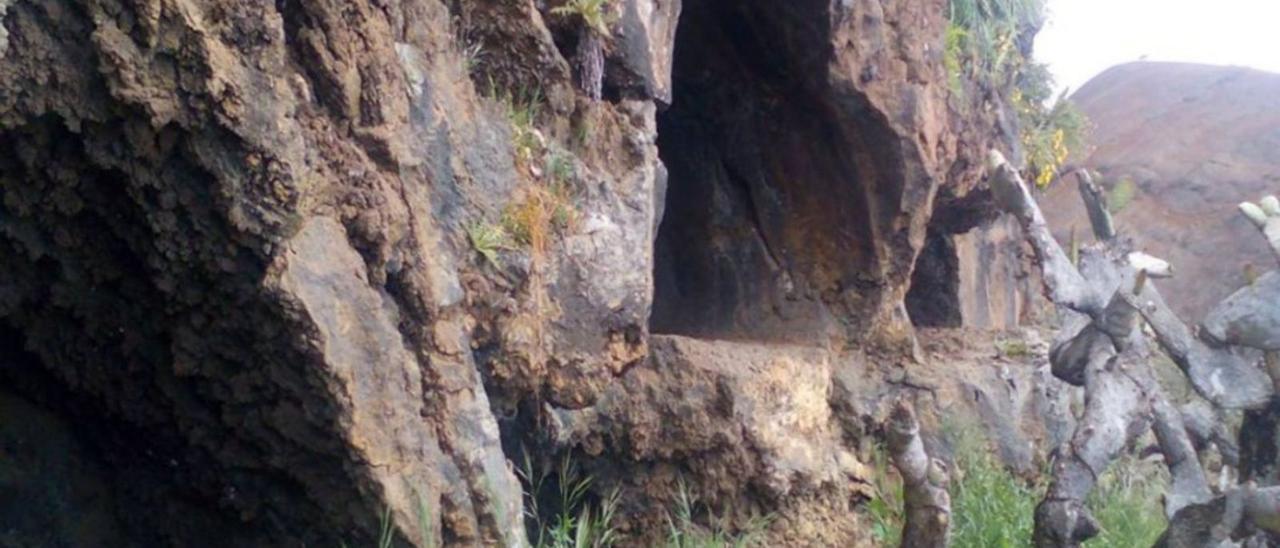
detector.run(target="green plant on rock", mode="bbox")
[552,0,613,100]
[944,23,970,94]
[467,222,512,267]
[503,179,577,256]
[946,0,1045,89]
[945,0,1090,188]
[994,336,1031,358]
[547,151,576,185]
[491,82,545,166]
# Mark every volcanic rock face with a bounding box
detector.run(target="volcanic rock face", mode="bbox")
[1042,62,1280,319]
[0,0,1006,544]
[652,0,980,346]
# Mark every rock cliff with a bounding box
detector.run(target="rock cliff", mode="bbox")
[1042,61,1280,319]
[0,0,1018,544]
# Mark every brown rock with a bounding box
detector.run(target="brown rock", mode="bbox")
[1042,61,1280,319]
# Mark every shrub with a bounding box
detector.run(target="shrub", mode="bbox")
[1015,79,1090,188]
[945,0,1046,89]
[945,0,1090,188]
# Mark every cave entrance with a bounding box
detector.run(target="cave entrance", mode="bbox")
[904,230,962,327]
[904,188,1002,328]
[650,0,907,344]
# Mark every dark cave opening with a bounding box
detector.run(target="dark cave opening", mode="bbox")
[904,188,1001,327]
[904,230,962,327]
[650,0,908,343]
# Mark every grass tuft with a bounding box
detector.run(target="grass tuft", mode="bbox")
[502,179,576,255]
[866,415,1167,547]
[947,419,1039,547]
[1086,455,1168,548]
[664,479,771,548]
[489,83,544,166]
[519,451,622,548]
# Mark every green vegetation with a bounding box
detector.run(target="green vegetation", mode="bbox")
[665,480,771,548]
[1016,81,1089,188]
[520,452,621,548]
[551,0,613,38]
[947,420,1039,547]
[502,151,578,254]
[868,416,1167,547]
[945,0,1045,90]
[994,335,1031,358]
[467,222,513,267]
[1106,177,1138,213]
[365,494,434,548]
[1086,455,1168,548]
[502,179,576,254]
[516,453,768,547]
[486,83,579,256]
[868,442,905,546]
[489,83,544,166]
[945,0,1090,188]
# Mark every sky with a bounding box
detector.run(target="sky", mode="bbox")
[1035,0,1280,96]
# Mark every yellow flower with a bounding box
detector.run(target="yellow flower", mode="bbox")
[1051,129,1068,164]
[1036,164,1055,188]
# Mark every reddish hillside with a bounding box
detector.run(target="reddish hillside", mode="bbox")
[1041,62,1280,318]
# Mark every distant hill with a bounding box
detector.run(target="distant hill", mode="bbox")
[1041,61,1280,319]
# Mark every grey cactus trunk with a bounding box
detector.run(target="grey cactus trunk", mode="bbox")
[988,150,1280,546]
[576,27,605,100]
[888,399,952,547]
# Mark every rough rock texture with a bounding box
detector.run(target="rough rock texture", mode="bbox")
[909,201,1040,330]
[914,328,1076,476]
[0,0,1014,544]
[0,0,664,543]
[554,335,873,546]
[1042,61,1280,319]
[651,0,1001,347]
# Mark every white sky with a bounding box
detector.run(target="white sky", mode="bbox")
[1035,0,1280,95]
